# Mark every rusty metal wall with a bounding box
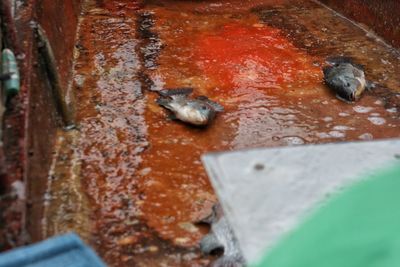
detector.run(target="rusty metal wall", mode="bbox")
[36,0,83,102]
[28,0,83,242]
[0,0,33,249]
[320,0,400,49]
[0,0,83,249]
[0,0,398,252]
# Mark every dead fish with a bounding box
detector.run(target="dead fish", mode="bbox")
[197,204,245,267]
[156,88,224,126]
[323,57,370,102]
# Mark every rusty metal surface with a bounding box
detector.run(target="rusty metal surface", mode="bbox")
[0,0,83,249]
[319,0,400,49]
[0,0,33,250]
[42,0,400,266]
[27,0,83,243]
[43,1,214,266]
[36,0,83,115]
[0,0,399,266]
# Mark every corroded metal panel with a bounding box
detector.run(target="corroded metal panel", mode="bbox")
[0,0,84,248]
[319,0,400,49]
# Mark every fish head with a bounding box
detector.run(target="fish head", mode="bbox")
[337,76,365,101]
[185,101,216,125]
[324,62,366,102]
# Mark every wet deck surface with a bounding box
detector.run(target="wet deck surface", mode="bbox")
[42,0,400,266]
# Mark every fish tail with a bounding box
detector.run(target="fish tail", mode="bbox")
[365,81,377,91]
[197,96,224,112]
[159,87,193,97]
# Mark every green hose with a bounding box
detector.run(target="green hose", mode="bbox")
[1,48,20,98]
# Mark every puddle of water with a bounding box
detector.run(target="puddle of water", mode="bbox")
[43,0,400,266]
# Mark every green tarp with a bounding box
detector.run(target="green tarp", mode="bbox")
[254,164,400,267]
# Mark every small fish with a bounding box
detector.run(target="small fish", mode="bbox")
[156,88,224,126]
[323,57,368,102]
[197,204,245,267]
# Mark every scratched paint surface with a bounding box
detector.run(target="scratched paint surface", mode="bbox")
[42,0,400,266]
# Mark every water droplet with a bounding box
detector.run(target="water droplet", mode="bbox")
[368,117,386,125]
[138,168,151,176]
[333,125,353,131]
[175,237,190,245]
[272,136,281,141]
[353,106,373,113]
[282,136,305,145]
[381,59,389,65]
[43,192,52,201]
[358,133,373,140]
[179,222,199,233]
[316,132,331,139]
[328,131,345,138]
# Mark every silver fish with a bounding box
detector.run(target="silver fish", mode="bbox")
[323,57,368,102]
[156,88,224,126]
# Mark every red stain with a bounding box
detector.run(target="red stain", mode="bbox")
[195,23,322,91]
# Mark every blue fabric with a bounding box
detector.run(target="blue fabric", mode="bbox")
[0,233,106,267]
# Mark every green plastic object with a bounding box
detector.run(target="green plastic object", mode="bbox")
[1,49,20,97]
[253,164,400,267]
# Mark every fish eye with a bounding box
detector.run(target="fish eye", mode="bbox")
[201,106,208,110]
